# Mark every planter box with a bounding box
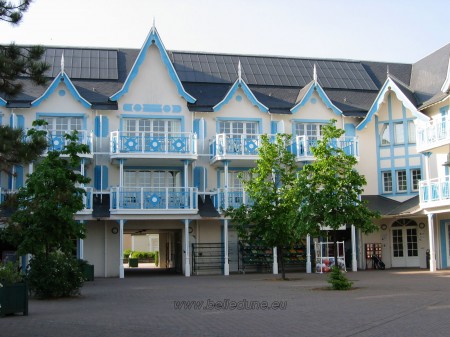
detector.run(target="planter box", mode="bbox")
[81,264,94,281]
[0,282,28,317]
[129,258,139,267]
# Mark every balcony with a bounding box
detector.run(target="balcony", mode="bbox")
[110,187,198,215]
[214,188,253,211]
[77,187,93,214]
[419,177,450,212]
[45,130,94,158]
[416,116,450,153]
[209,134,274,166]
[292,136,359,161]
[110,131,197,165]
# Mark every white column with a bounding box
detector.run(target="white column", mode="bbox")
[79,221,84,260]
[351,225,357,272]
[306,235,311,273]
[11,166,16,191]
[28,162,34,175]
[224,161,229,208]
[428,213,437,272]
[273,247,279,274]
[183,161,189,189]
[119,220,124,278]
[119,159,124,187]
[131,235,135,251]
[185,220,191,277]
[224,220,230,276]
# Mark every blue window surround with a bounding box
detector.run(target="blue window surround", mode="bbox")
[357,77,428,131]
[36,112,87,130]
[215,117,263,134]
[375,96,423,196]
[213,79,268,113]
[193,119,207,139]
[31,72,91,109]
[110,26,195,103]
[290,82,341,116]
[119,114,185,132]
[95,115,109,137]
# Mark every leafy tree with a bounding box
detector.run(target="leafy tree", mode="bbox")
[298,120,379,268]
[1,0,49,96]
[225,134,304,280]
[4,131,90,257]
[0,121,48,176]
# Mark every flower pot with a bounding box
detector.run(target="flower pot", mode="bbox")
[0,282,28,316]
[129,258,139,267]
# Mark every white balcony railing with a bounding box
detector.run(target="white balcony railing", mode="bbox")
[110,131,197,155]
[210,134,278,160]
[110,187,198,211]
[292,136,359,160]
[44,130,93,154]
[214,188,253,210]
[419,176,450,206]
[80,186,93,212]
[416,116,450,152]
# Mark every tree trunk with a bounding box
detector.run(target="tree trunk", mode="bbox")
[279,246,286,280]
[333,229,338,270]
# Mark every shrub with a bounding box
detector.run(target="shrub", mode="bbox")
[0,261,23,286]
[27,252,84,298]
[123,249,132,259]
[327,266,353,290]
[154,251,159,266]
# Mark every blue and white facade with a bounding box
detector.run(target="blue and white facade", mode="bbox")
[1,25,449,276]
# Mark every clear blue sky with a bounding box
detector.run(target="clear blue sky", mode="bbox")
[1,0,449,63]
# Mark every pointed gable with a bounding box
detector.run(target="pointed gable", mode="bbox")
[31,71,91,109]
[290,80,341,115]
[213,66,268,113]
[357,76,428,131]
[110,26,195,103]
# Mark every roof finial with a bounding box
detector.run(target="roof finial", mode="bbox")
[61,52,64,74]
[238,60,242,80]
[152,17,156,31]
[313,64,317,83]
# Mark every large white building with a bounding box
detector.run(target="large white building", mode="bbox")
[1,25,449,277]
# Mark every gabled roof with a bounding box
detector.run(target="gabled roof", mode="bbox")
[213,65,268,113]
[290,78,342,115]
[31,70,92,109]
[362,195,422,216]
[357,76,428,131]
[110,26,196,103]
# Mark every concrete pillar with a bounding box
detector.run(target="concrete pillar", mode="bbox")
[306,234,311,273]
[273,247,279,274]
[352,225,357,272]
[427,213,437,272]
[224,220,229,276]
[120,220,124,279]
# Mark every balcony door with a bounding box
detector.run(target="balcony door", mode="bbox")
[391,219,420,267]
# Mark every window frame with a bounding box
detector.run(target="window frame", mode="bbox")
[382,171,393,193]
[396,170,407,193]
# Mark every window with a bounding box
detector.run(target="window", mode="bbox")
[394,122,404,144]
[124,170,181,188]
[380,123,390,145]
[408,121,416,143]
[411,169,421,191]
[382,171,392,193]
[42,116,84,133]
[396,170,407,192]
[294,123,326,139]
[124,119,181,134]
[218,121,258,135]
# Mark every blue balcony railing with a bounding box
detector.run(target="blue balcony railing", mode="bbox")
[292,135,359,160]
[110,131,197,155]
[419,177,450,205]
[214,188,253,210]
[44,130,93,154]
[110,187,198,211]
[209,134,278,160]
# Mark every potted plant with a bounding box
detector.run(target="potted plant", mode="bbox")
[0,261,28,316]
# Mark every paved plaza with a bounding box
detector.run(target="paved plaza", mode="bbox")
[1,269,450,337]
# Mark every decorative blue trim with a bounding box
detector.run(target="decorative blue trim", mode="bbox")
[0,97,7,106]
[31,72,91,109]
[110,27,195,103]
[290,82,341,116]
[357,77,428,131]
[440,220,448,268]
[213,79,268,113]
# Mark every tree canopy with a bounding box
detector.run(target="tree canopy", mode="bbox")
[225,134,305,279]
[0,1,48,96]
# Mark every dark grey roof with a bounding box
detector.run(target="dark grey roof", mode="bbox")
[420,91,450,109]
[170,51,379,91]
[390,76,417,107]
[361,61,412,88]
[362,195,401,215]
[410,43,450,105]
[388,195,421,216]
[43,47,119,80]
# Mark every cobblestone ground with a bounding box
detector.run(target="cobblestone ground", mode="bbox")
[1,269,450,337]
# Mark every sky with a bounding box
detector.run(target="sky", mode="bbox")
[1,0,449,64]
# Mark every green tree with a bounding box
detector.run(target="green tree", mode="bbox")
[1,1,48,96]
[225,134,304,280]
[4,131,90,256]
[298,120,379,268]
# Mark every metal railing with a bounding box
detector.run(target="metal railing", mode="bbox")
[209,134,277,159]
[214,188,253,210]
[110,131,197,155]
[292,135,359,159]
[419,177,450,204]
[44,130,93,153]
[416,116,450,151]
[110,187,198,210]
